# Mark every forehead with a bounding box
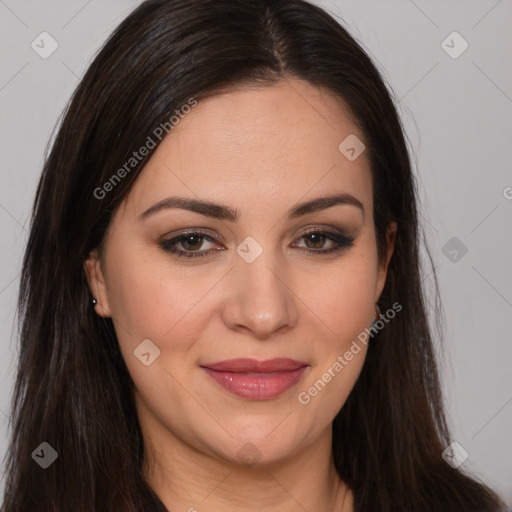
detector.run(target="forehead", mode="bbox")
[120,78,372,221]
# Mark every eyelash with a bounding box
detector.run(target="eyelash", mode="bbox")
[159,228,355,260]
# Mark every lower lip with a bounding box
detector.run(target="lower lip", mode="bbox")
[201,366,309,400]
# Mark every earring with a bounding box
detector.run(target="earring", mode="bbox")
[92,298,98,308]
[370,303,382,329]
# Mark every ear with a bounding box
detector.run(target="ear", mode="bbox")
[375,221,397,303]
[84,249,112,318]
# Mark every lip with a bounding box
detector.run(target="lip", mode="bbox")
[200,358,309,400]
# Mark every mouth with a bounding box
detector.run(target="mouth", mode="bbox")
[200,358,309,400]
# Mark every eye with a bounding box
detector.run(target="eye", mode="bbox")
[159,231,222,259]
[292,228,355,256]
[159,227,355,260]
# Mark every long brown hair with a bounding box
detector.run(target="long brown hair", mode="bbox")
[1,0,506,510]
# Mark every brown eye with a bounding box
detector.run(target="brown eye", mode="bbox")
[180,234,205,251]
[293,229,355,256]
[303,232,328,249]
[160,231,222,259]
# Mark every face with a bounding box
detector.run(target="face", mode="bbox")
[86,77,395,470]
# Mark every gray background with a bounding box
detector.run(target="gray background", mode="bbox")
[0,0,510,504]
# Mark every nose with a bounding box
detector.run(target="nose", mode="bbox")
[221,246,298,340]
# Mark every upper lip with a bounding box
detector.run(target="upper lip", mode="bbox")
[200,358,308,373]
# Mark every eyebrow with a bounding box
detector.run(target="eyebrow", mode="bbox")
[137,193,364,222]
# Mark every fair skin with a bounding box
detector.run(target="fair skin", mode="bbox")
[86,77,396,511]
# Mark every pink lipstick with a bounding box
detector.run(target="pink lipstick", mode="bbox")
[200,358,309,400]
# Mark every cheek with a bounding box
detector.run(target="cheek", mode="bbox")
[104,242,218,356]
[303,248,377,345]
[295,246,376,410]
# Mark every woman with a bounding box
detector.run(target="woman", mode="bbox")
[1,0,507,510]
